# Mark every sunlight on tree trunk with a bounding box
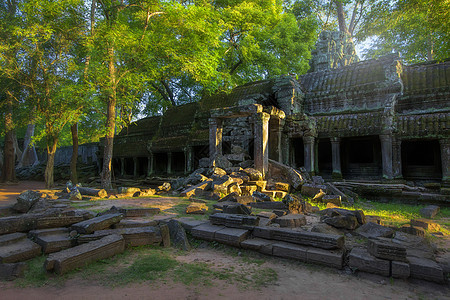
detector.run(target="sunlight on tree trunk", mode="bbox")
[45,137,58,188]
[70,123,79,184]
[2,93,16,182]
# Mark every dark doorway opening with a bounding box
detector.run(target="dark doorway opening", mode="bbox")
[124,158,134,175]
[136,157,148,176]
[318,139,332,177]
[154,153,168,174]
[193,145,209,169]
[291,138,304,169]
[172,152,185,173]
[112,158,121,177]
[402,140,442,180]
[341,136,382,179]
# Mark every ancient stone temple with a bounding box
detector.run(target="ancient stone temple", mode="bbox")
[102,38,450,187]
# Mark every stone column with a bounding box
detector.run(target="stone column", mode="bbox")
[303,136,315,174]
[209,118,223,167]
[392,138,402,179]
[314,140,319,175]
[167,152,172,174]
[440,139,450,187]
[281,134,290,166]
[380,134,394,180]
[147,153,153,176]
[133,157,138,177]
[184,147,193,174]
[120,158,125,176]
[330,137,342,180]
[269,118,284,162]
[254,112,270,178]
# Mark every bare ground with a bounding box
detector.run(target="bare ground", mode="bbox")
[0,181,449,300]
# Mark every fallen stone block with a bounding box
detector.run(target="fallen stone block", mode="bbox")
[222,203,252,215]
[324,215,359,230]
[268,159,307,189]
[118,187,141,195]
[275,182,290,192]
[191,223,226,241]
[218,192,239,202]
[306,247,344,269]
[112,219,159,229]
[175,218,208,232]
[28,228,74,254]
[160,224,170,247]
[71,213,123,234]
[391,261,410,279]
[249,202,287,209]
[399,225,425,237]
[167,220,190,251]
[420,205,440,219]
[78,227,162,247]
[272,241,307,262]
[311,223,344,235]
[0,214,85,235]
[301,184,327,197]
[243,168,263,181]
[240,186,257,196]
[272,214,306,228]
[209,213,259,229]
[410,219,440,232]
[120,207,160,217]
[365,215,382,225]
[253,227,344,250]
[322,195,342,207]
[252,191,272,202]
[256,212,277,219]
[355,222,394,239]
[185,203,208,214]
[240,238,275,255]
[214,227,249,247]
[36,216,86,230]
[45,234,125,275]
[0,262,27,280]
[12,190,42,213]
[408,256,444,283]
[367,238,407,262]
[180,181,212,198]
[0,233,41,263]
[348,248,390,276]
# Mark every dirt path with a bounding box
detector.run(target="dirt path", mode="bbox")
[0,181,46,208]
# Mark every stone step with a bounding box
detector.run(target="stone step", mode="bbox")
[78,227,162,247]
[261,190,287,199]
[0,234,41,263]
[71,213,123,234]
[246,181,267,192]
[45,234,125,275]
[209,213,259,229]
[28,228,69,238]
[112,219,159,229]
[348,247,390,277]
[214,227,250,247]
[367,238,407,262]
[191,223,226,241]
[35,234,75,254]
[0,215,85,235]
[119,208,160,217]
[0,262,26,281]
[253,227,344,250]
[249,202,286,210]
[408,256,444,283]
[272,214,306,228]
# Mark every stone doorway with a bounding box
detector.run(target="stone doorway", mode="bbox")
[154,153,168,174]
[402,140,442,180]
[290,138,304,169]
[318,138,332,178]
[341,136,382,180]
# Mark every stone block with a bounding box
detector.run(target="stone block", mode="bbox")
[322,195,342,207]
[175,218,209,231]
[355,222,394,239]
[112,219,159,229]
[0,214,85,235]
[408,256,444,283]
[420,205,440,219]
[248,181,267,192]
[191,223,226,241]
[301,184,327,197]
[274,191,288,199]
[218,192,239,202]
[71,213,123,234]
[311,223,344,235]
[0,234,41,263]
[0,262,26,280]
[214,227,249,247]
[240,186,257,196]
[243,168,263,181]
[240,238,274,255]
[410,219,440,232]
[272,214,306,228]
[236,195,254,205]
[180,181,211,198]
[348,248,390,276]
[30,228,74,254]
[272,242,307,262]
[306,248,344,269]
[365,215,382,225]
[399,225,425,237]
[324,215,359,230]
[78,227,162,247]
[367,238,407,262]
[167,220,190,251]
[256,212,277,219]
[391,261,410,279]
[160,224,170,247]
[275,182,290,192]
[252,191,272,201]
[12,190,42,213]
[209,213,259,229]
[120,208,160,217]
[185,203,208,214]
[249,202,287,209]
[118,187,141,195]
[222,203,252,215]
[45,234,125,275]
[252,227,344,250]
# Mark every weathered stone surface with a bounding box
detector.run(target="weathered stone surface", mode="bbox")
[367,238,407,262]
[160,224,170,247]
[71,213,123,234]
[252,191,272,202]
[312,189,326,202]
[12,190,42,213]
[301,184,327,197]
[222,203,252,215]
[275,182,290,192]
[410,219,440,232]
[175,218,209,231]
[268,160,307,189]
[249,202,287,209]
[355,222,394,239]
[191,223,226,241]
[0,214,85,235]
[45,234,125,275]
[311,223,344,235]
[224,153,246,163]
[324,215,358,230]
[69,188,82,201]
[112,219,159,229]
[0,233,41,263]
[419,205,440,219]
[209,213,259,228]
[215,154,233,169]
[167,220,191,251]
[408,256,444,283]
[243,168,263,181]
[348,248,390,276]
[248,181,267,192]
[391,261,410,279]
[0,262,26,280]
[306,247,344,269]
[240,185,257,196]
[78,227,162,247]
[218,192,239,202]
[256,212,277,219]
[183,172,209,186]
[365,215,382,225]
[157,182,171,193]
[227,182,242,195]
[322,195,342,206]
[272,241,307,262]
[319,208,366,225]
[214,227,249,247]
[207,167,227,178]
[399,225,425,237]
[118,187,141,195]
[240,238,274,255]
[185,203,208,214]
[283,194,304,214]
[273,214,306,228]
[253,227,344,250]
[180,181,212,198]
[28,228,74,254]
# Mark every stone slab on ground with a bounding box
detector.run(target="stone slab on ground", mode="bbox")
[214,227,250,247]
[112,219,159,229]
[174,218,209,231]
[301,184,327,197]
[399,225,425,237]
[45,234,125,275]
[355,222,394,239]
[252,227,344,250]
[410,219,441,232]
[240,238,275,255]
[367,238,407,262]
[167,220,190,251]
[419,205,440,219]
[78,227,162,247]
[119,208,160,217]
[209,213,259,229]
[272,214,306,228]
[0,262,26,280]
[29,228,74,254]
[185,203,208,214]
[0,233,41,263]
[191,223,226,241]
[306,247,344,269]
[272,241,307,262]
[348,248,390,277]
[391,261,410,279]
[0,214,85,235]
[408,256,444,283]
[249,202,286,209]
[71,213,123,234]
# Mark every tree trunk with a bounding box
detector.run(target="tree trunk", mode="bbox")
[12,131,22,163]
[335,0,349,35]
[78,186,107,198]
[101,46,117,190]
[18,123,38,168]
[2,93,16,182]
[44,137,58,188]
[70,123,79,184]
